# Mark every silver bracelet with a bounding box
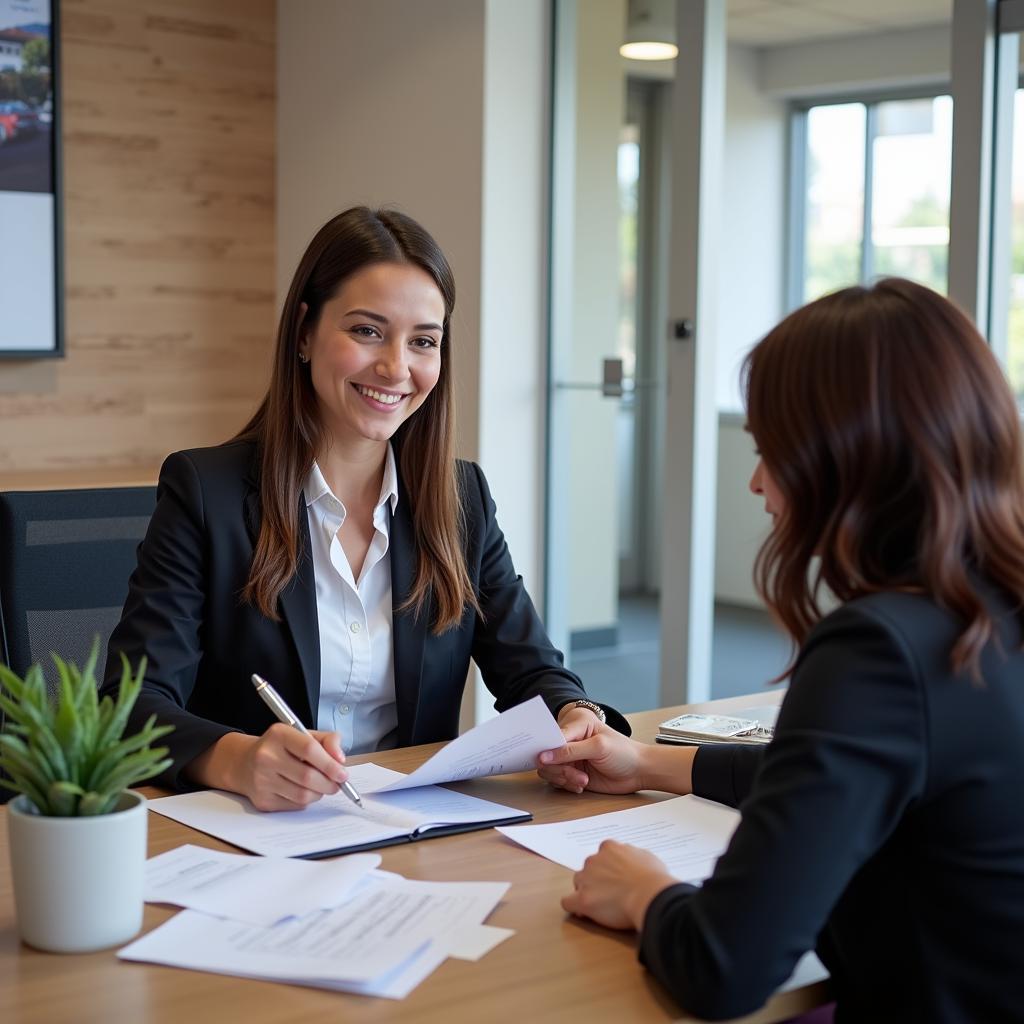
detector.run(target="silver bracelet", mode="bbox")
[569,699,606,724]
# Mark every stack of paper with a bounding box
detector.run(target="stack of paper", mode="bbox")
[120,844,513,998]
[119,698,567,996]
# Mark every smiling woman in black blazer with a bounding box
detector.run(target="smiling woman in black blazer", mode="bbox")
[101,207,624,810]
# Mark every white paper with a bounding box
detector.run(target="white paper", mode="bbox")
[119,870,511,998]
[119,895,431,984]
[362,870,510,951]
[497,795,742,884]
[779,950,829,993]
[148,764,528,858]
[144,844,380,925]
[373,695,566,791]
[498,795,830,996]
[341,941,448,999]
[447,924,515,961]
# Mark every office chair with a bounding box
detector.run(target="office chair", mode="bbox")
[0,485,156,690]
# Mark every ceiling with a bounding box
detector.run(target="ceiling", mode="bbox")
[727,0,952,47]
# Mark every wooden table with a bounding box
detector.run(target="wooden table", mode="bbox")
[0,692,829,1023]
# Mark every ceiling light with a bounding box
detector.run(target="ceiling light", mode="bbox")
[620,0,678,61]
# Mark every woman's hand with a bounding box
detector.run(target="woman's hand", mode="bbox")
[188,726,351,811]
[538,731,698,797]
[537,729,649,795]
[238,725,350,811]
[556,704,606,743]
[562,840,678,931]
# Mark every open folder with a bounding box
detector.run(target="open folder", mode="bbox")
[148,762,532,858]
[147,696,565,857]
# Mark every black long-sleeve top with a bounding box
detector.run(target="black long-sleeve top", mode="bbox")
[639,591,1024,1022]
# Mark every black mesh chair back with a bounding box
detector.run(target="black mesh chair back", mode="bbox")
[0,487,156,693]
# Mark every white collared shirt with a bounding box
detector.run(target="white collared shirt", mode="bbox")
[304,444,399,754]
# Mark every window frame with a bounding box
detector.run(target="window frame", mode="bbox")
[786,85,953,312]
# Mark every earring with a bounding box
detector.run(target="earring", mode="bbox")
[298,353,310,364]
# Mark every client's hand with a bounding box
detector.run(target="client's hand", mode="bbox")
[238,724,350,812]
[556,703,606,743]
[537,729,648,795]
[562,840,678,931]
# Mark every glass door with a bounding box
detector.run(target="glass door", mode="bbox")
[546,2,666,712]
[546,0,725,710]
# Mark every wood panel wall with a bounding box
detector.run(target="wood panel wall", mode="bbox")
[0,0,275,487]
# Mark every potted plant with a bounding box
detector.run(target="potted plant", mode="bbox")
[0,640,172,953]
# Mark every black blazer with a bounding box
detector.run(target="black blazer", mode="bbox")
[639,590,1024,1023]
[101,440,626,789]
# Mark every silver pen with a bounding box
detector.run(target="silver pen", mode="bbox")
[250,673,363,807]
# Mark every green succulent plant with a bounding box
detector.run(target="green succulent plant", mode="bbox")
[0,638,172,816]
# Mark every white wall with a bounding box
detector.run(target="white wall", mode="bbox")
[715,416,768,604]
[713,43,787,606]
[759,23,950,99]
[479,0,548,597]
[716,43,787,412]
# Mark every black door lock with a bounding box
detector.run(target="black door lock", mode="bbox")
[673,318,694,340]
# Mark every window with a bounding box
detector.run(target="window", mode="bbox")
[792,94,953,306]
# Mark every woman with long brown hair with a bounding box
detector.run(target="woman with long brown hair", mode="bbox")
[102,207,624,810]
[537,278,1024,1021]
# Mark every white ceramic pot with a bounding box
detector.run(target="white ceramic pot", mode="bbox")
[7,790,147,953]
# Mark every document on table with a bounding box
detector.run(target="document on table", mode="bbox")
[367,870,510,955]
[148,762,531,858]
[120,870,512,999]
[498,795,830,994]
[497,795,742,884]
[144,844,381,926]
[372,694,566,791]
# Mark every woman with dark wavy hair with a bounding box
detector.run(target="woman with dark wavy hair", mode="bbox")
[538,278,1024,1021]
[102,206,624,810]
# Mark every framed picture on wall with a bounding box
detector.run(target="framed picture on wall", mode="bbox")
[0,0,61,358]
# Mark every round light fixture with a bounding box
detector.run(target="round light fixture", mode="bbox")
[620,0,677,62]
[620,40,679,61]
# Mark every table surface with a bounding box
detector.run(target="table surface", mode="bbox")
[0,690,829,1024]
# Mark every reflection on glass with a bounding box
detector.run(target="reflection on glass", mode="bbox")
[1006,89,1024,401]
[804,103,865,302]
[871,96,952,292]
[618,125,640,379]
[617,123,640,571]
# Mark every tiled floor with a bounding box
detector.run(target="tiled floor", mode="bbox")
[569,594,792,713]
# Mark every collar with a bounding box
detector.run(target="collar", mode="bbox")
[303,443,400,515]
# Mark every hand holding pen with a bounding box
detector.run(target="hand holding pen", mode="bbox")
[249,673,363,809]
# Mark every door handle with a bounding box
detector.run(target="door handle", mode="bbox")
[554,358,657,398]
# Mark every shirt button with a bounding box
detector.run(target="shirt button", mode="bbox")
[340,704,351,715]
[349,621,362,634]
